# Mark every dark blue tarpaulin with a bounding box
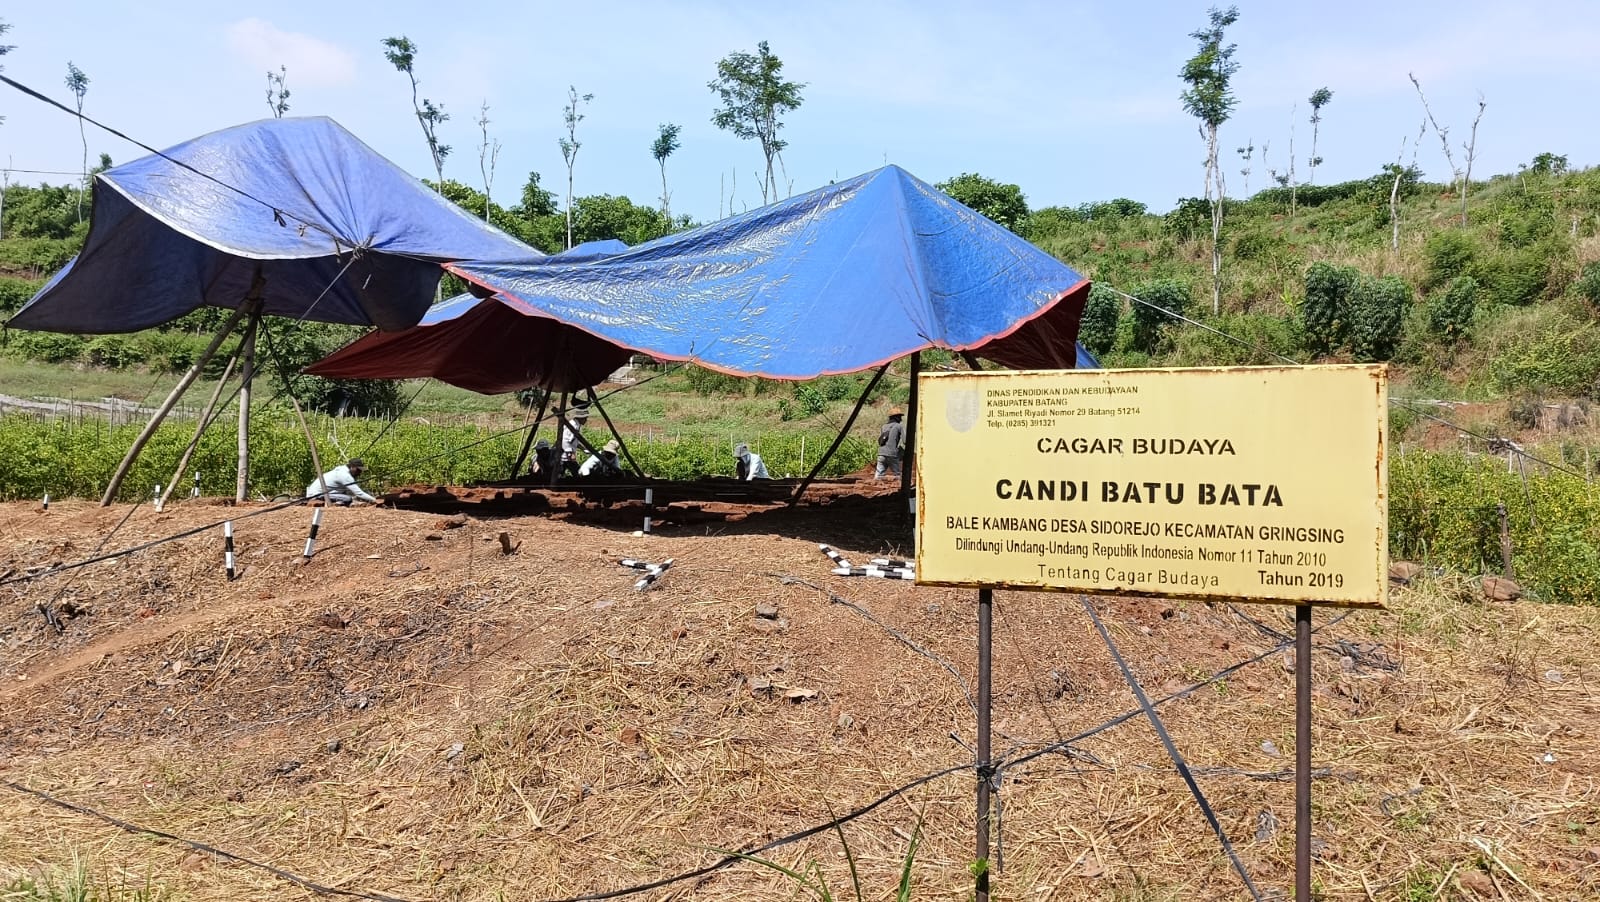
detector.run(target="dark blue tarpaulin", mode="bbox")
[8,116,536,334]
[448,165,1092,380]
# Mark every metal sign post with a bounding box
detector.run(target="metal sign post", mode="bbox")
[975,586,993,902]
[1295,603,1313,902]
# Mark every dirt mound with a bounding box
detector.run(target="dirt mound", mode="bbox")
[1,499,1596,900]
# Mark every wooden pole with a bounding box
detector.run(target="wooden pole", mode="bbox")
[100,304,249,505]
[901,351,921,497]
[160,348,240,508]
[235,308,260,502]
[588,388,645,478]
[510,390,551,480]
[789,364,888,504]
[552,392,569,486]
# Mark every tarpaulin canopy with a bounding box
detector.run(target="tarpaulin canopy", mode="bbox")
[8,116,537,335]
[447,164,1092,380]
[305,241,634,393]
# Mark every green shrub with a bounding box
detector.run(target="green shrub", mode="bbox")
[1128,278,1191,353]
[1077,284,1121,356]
[1425,275,1478,343]
[1302,262,1357,353]
[1391,450,1600,604]
[1348,274,1412,361]
[1472,243,1554,307]
[136,330,201,374]
[1422,230,1476,291]
[1574,260,1600,312]
[1483,307,1600,395]
[684,365,744,396]
[84,334,148,369]
[0,276,45,315]
[10,331,86,363]
[1166,312,1301,366]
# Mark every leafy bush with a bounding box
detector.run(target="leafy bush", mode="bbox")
[1166,312,1301,366]
[1422,230,1476,291]
[0,276,45,315]
[1077,284,1121,355]
[684,365,745,396]
[1482,306,1600,395]
[1348,274,1412,361]
[1391,450,1600,604]
[1425,275,1478,343]
[1162,197,1211,241]
[1472,243,1555,307]
[1301,262,1357,354]
[1573,260,1600,312]
[1128,278,1191,353]
[136,331,201,374]
[84,335,147,369]
[9,331,86,363]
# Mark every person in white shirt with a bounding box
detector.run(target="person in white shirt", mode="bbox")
[578,439,624,478]
[560,405,591,478]
[734,443,769,480]
[306,458,380,505]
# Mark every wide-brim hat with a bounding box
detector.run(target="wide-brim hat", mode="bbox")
[602,439,621,454]
[888,407,904,418]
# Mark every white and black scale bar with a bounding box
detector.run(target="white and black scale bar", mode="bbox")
[618,557,674,591]
[870,557,912,569]
[832,565,916,581]
[817,544,853,568]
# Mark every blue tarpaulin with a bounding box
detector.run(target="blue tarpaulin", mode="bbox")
[448,165,1092,380]
[8,116,536,334]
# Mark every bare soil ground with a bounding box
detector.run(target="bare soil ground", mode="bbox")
[0,494,1596,901]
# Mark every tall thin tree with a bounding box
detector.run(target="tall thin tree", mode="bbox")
[265,65,290,118]
[1307,87,1332,185]
[65,62,89,223]
[1236,139,1254,196]
[381,36,450,191]
[652,123,681,230]
[557,86,593,250]
[709,41,804,204]
[477,101,500,222]
[1408,73,1471,226]
[1178,5,1240,316]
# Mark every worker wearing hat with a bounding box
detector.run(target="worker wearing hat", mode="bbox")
[875,407,905,480]
[579,439,624,478]
[559,403,592,478]
[306,458,380,505]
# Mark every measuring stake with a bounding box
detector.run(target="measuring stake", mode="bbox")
[302,507,323,560]
[153,484,163,513]
[223,521,236,581]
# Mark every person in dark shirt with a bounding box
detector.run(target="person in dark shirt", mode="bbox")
[875,408,904,480]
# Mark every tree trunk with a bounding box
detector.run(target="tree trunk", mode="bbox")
[1207,126,1223,316]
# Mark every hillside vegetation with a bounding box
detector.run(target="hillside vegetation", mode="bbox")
[3,157,1600,602]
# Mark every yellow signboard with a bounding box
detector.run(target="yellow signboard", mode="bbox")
[914,365,1387,607]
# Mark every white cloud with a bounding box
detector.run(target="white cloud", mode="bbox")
[223,18,356,88]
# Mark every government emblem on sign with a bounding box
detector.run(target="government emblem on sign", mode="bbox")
[944,388,980,433]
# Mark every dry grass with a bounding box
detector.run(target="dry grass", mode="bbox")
[1,501,1597,901]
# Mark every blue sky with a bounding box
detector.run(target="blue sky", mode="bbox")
[2,1,1596,223]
